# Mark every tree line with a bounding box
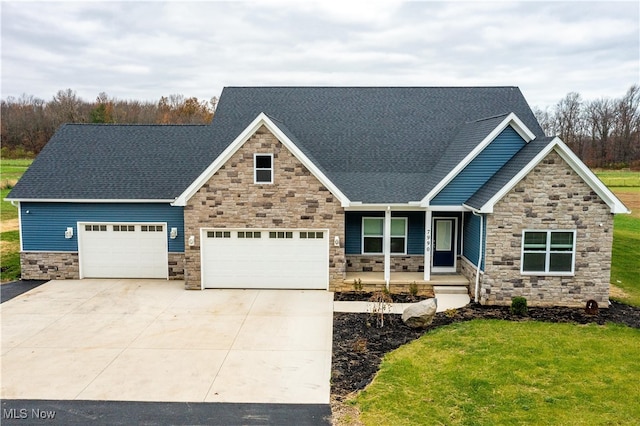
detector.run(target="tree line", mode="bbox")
[1,86,638,169]
[1,89,217,158]
[533,84,639,169]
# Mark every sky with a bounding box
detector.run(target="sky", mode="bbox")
[1,1,638,109]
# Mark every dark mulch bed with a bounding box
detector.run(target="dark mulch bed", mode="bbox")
[331,296,640,399]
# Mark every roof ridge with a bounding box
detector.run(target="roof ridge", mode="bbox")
[62,123,210,127]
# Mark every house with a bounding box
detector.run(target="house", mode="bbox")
[6,87,630,308]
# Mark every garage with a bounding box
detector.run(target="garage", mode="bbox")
[201,229,329,289]
[79,223,168,279]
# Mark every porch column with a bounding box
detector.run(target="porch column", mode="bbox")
[384,207,391,288]
[424,209,432,281]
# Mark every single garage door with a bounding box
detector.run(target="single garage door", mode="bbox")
[79,223,168,279]
[201,229,329,289]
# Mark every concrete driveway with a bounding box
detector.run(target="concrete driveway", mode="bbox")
[1,280,333,404]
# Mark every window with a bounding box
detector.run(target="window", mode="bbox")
[207,231,231,238]
[238,231,261,238]
[141,225,163,232]
[269,231,292,239]
[300,231,324,239]
[390,218,407,254]
[362,217,407,254]
[254,154,273,184]
[113,225,135,232]
[362,218,383,254]
[522,230,575,274]
[85,225,106,232]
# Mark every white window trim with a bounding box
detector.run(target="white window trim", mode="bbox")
[390,217,408,255]
[521,229,576,276]
[254,153,273,184]
[362,217,384,255]
[361,217,408,255]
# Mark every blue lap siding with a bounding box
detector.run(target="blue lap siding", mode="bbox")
[431,126,526,205]
[20,202,184,252]
[463,212,486,270]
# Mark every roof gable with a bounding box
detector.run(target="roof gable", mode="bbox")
[172,113,350,206]
[464,137,630,214]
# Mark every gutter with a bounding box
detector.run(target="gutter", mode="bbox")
[472,210,484,304]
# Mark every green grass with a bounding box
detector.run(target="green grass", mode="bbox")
[356,320,640,426]
[611,214,640,306]
[1,230,21,281]
[1,159,31,222]
[594,169,640,187]
[1,158,32,184]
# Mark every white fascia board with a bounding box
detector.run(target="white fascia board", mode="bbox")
[345,203,426,212]
[420,112,536,207]
[172,112,350,207]
[4,198,176,203]
[476,137,631,214]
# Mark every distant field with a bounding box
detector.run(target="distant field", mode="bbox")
[594,169,640,187]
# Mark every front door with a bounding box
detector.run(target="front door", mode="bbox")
[432,218,456,272]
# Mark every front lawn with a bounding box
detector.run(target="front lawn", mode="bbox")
[0,230,21,281]
[611,214,640,306]
[356,320,640,426]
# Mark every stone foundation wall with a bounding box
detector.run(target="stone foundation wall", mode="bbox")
[21,251,184,281]
[183,125,345,290]
[481,151,613,308]
[346,255,425,272]
[21,252,80,280]
[459,256,483,300]
[168,253,185,280]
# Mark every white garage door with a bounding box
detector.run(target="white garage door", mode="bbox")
[201,229,329,289]
[79,223,168,279]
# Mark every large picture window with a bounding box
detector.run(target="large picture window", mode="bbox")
[522,230,575,274]
[362,217,407,254]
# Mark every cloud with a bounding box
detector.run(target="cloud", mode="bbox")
[1,1,637,108]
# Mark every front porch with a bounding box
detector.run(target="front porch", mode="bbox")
[339,271,469,297]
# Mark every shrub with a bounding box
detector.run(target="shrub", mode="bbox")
[511,296,528,316]
[369,291,393,328]
[409,281,418,297]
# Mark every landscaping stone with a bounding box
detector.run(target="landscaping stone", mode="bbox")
[401,298,438,328]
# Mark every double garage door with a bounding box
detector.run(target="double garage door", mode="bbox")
[79,223,168,279]
[201,228,329,289]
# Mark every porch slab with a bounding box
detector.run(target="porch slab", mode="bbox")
[343,272,469,286]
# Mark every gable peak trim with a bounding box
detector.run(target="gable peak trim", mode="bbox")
[470,137,630,214]
[173,112,350,207]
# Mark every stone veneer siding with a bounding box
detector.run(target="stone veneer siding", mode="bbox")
[480,151,613,308]
[183,125,345,290]
[168,253,185,280]
[21,251,184,280]
[21,252,80,280]
[346,255,424,272]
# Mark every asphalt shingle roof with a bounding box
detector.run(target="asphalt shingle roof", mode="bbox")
[8,124,215,200]
[8,87,545,203]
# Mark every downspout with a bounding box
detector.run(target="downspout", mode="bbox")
[472,211,484,303]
